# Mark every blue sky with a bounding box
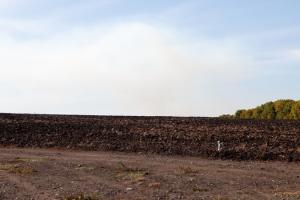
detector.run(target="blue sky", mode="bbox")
[1,0,300,116]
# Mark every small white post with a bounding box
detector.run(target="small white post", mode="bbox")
[217,140,222,152]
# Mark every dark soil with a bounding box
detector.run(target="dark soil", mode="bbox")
[0,113,300,161]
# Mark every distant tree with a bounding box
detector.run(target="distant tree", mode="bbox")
[252,106,263,119]
[244,109,254,119]
[235,110,245,118]
[290,101,300,120]
[260,102,276,119]
[239,110,248,119]
[274,100,293,119]
[231,99,300,120]
[282,100,295,119]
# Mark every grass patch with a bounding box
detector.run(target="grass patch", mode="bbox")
[15,157,51,163]
[63,193,101,200]
[176,166,199,175]
[75,164,95,171]
[126,171,147,182]
[118,162,146,173]
[0,164,16,171]
[274,191,300,200]
[116,162,149,183]
[213,196,230,200]
[0,163,36,175]
[193,185,209,192]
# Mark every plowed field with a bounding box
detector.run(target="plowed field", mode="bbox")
[0,113,299,161]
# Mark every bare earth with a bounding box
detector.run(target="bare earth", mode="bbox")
[0,148,299,200]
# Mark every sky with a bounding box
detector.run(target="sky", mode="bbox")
[1,0,300,116]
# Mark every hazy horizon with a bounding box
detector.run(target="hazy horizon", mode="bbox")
[1,0,300,116]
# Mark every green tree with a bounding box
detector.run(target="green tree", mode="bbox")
[232,99,300,120]
[282,100,294,119]
[252,106,263,119]
[235,110,245,118]
[274,100,294,119]
[244,109,254,119]
[260,102,276,119]
[290,101,300,120]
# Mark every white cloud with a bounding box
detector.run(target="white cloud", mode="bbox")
[0,18,48,35]
[289,49,300,60]
[0,0,16,8]
[0,21,253,116]
[0,0,30,9]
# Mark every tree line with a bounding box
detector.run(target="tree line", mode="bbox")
[222,99,300,120]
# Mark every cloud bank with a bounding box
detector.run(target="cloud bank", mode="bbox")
[0,21,255,116]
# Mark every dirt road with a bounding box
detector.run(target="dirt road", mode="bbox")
[0,148,299,200]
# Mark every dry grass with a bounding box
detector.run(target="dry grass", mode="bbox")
[192,185,209,192]
[0,163,36,175]
[274,191,300,200]
[176,166,199,175]
[0,164,16,171]
[212,195,231,200]
[15,157,50,163]
[116,162,149,183]
[117,162,146,173]
[75,164,95,171]
[0,157,40,175]
[126,171,147,182]
[63,193,101,200]
[213,196,230,200]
